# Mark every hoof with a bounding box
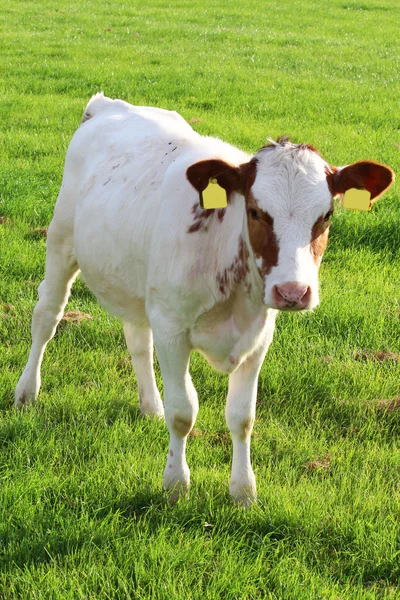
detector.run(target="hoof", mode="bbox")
[140,404,164,419]
[14,371,39,409]
[14,386,37,409]
[139,393,164,419]
[166,484,190,505]
[230,478,257,509]
[163,464,190,504]
[14,391,36,409]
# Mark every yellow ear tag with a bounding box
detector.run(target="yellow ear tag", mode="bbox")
[342,188,371,211]
[201,178,228,209]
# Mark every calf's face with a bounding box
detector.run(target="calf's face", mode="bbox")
[246,143,334,310]
[186,141,394,311]
[247,142,394,310]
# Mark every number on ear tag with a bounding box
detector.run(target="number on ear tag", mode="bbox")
[200,178,228,209]
[343,188,371,211]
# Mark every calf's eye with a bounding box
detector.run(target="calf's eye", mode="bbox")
[324,210,333,222]
[249,208,259,220]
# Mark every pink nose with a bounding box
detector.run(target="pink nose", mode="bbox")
[273,282,311,310]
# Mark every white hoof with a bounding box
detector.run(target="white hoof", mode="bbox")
[14,371,39,408]
[138,389,164,418]
[140,399,164,419]
[230,477,257,508]
[163,464,190,504]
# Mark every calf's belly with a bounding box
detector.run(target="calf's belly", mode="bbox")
[76,252,148,324]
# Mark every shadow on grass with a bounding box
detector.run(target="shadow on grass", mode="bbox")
[258,366,400,443]
[2,489,399,589]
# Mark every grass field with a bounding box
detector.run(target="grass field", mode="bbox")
[1,0,400,598]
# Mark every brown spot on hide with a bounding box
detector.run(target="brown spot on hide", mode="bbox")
[216,235,250,295]
[240,158,279,277]
[188,201,215,233]
[310,215,331,265]
[172,416,193,437]
[188,220,203,234]
[169,449,174,457]
[217,208,226,222]
[246,191,279,276]
[326,161,395,203]
[239,417,254,440]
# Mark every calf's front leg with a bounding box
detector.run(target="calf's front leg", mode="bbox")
[153,331,198,501]
[226,321,275,506]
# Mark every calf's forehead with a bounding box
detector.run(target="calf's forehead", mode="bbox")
[250,146,333,222]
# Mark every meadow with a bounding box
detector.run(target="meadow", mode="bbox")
[0,0,399,598]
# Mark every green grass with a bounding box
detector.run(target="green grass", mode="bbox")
[1,0,400,598]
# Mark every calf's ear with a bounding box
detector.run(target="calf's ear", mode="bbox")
[327,161,395,204]
[186,159,243,196]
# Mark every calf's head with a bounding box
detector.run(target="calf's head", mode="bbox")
[187,140,394,311]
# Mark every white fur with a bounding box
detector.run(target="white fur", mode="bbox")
[15,95,333,505]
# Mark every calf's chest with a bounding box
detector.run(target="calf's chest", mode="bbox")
[189,290,273,373]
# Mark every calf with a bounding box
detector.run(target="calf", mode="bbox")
[15,94,394,505]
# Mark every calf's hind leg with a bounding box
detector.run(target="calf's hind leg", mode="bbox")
[123,322,164,417]
[14,224,79,407]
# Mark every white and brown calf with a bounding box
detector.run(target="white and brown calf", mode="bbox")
[15,94,394,505]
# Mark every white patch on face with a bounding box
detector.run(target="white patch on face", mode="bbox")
[255,256,263,270]
[251,144,332,309]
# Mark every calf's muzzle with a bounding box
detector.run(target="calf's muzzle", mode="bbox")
[272,282,312,310]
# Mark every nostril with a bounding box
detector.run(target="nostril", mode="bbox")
[273,283,312,308]
[272,284,284,304]
[301,285,312,305]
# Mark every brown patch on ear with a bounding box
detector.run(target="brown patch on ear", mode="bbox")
[310,216,330,265]
[326,161,395,203]
[239,158,258,195]
[186,159,243,198]
[246,191,278,275]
